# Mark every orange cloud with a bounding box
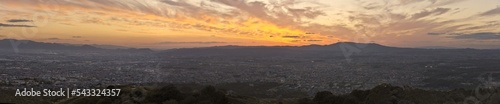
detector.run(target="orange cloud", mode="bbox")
[0,0,335,46]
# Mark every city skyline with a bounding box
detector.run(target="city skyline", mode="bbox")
[1,0,500,49]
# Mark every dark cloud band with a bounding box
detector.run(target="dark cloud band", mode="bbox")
[0,23,36,27]
[449,32,500,40]
[7,19,33,23]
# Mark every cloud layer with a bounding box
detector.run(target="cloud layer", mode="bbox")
[450,32,500,40]
[1,0,499,48]
[0,23,35,27]
[6,19,33,22]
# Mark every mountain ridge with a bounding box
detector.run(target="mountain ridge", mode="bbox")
[1,39,492,53]
[0,39,102,51]
[0,39,153,52]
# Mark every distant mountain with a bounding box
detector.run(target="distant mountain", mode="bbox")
[113,48,154,53]
[161,42,500,58]
[0,39,102,51]
[417,46,458,49]
[58,43,132,50]
[0,39,158,54]
[90,44,131,49]
[161,42,409,57]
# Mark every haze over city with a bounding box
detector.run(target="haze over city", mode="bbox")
[1,0,499,49]
[3,1,500,104]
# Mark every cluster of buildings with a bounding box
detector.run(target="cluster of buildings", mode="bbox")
[0,49,489,96]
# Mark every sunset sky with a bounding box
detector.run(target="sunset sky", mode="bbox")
[0,0,499,49]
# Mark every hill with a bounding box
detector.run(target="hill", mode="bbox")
[160,42,500,58]
[160,42,401,57]
[0,39,102,51]
[0,39,154,53]
[3,84,496,104]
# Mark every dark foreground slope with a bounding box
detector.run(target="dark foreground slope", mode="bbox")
[3,84,497,104]
[300,84,500,104]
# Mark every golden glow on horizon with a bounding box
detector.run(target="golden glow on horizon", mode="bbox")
[0,0,499,49]
[0,0,333,46]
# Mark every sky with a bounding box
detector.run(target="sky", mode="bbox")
[0,0,499,49]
